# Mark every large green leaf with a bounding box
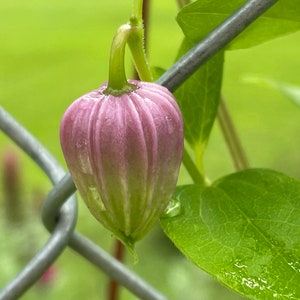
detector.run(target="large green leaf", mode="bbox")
[174,38,224,168]
[161,169,300,299]
[177,0,300,50]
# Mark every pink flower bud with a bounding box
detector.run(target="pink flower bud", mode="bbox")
[60,80,183,250]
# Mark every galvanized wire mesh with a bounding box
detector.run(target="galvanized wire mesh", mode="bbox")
[0,1,278,299]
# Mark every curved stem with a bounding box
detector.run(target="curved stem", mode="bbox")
[105,24,136,95]
[128,27,153,82]
[106,0,152,93]
[218,96,249,171]
[128,0,152,82]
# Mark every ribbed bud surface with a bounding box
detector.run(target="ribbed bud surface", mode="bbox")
[60,80,184,250]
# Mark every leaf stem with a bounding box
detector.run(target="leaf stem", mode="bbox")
[217,96,249,171]
[182,147,206,185]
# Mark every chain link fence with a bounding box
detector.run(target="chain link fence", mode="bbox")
[0,0,278,299]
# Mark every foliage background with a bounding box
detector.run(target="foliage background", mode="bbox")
[0,0,299,299]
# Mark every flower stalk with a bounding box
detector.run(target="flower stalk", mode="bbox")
[105,0,152,96]
[105,24,136,95]
[131,0,143,26]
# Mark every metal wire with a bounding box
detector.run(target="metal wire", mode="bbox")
[158,0,278,92]
[0,0,278,299]
[0,107,78,300]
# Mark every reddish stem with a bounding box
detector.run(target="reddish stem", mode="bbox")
[2,149,23,224]
[142,0,150,47]
[107,240,125,300]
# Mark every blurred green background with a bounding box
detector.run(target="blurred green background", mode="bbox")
[1,0,300,299]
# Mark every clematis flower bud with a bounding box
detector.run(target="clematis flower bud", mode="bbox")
[60,80,184,251]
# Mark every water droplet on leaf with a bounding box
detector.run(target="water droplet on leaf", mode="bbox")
[161,198,183,218]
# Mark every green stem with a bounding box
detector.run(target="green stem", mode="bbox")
[218,96,249,171]
[131,0,143,26]
[128,0,152,82]
[106,0,152,94]
[127,27,153,82]
[105,24,136,95]
[182,147,205,185]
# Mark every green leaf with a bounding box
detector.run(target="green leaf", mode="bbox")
[174,38,224,168]
[161,169,300,299]
[177,0,300,50]
[244,75,300,107]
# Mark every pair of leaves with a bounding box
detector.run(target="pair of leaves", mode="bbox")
[161,169,300,299]
[162,1,300,299]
